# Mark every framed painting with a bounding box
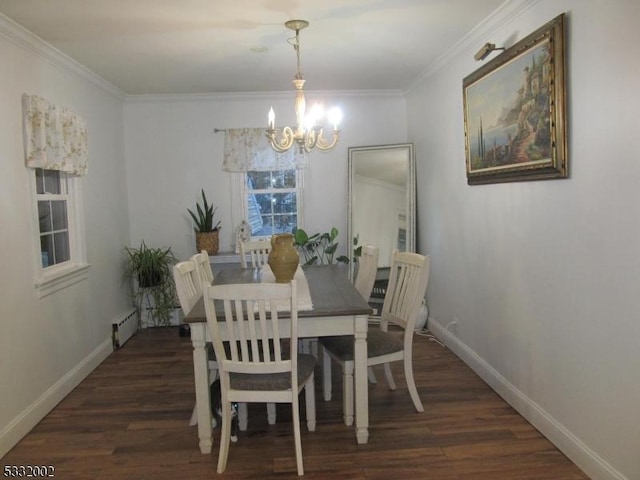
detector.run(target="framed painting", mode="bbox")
[463,14,567,185]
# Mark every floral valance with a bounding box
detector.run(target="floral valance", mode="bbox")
[222,128,306,172]
[22,94,88,176]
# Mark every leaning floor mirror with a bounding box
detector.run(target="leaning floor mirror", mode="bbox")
[348,143,416,309]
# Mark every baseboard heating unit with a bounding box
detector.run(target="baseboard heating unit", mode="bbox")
[112,308,138,349]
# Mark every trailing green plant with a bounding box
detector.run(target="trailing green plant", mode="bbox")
[124,241,178,327]
[187,189,221,233]
[293,227,349,266]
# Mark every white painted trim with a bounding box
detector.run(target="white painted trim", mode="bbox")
[0,338,113,459]
[124,89,406,104]
[35,263,90,298]
[0,13,125,100]
[427,317,629,480]
[404,0,541,93]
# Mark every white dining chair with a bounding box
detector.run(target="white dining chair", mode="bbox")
[173,260,216,427]
[319,250,430,426]
[238,241,279,426]
[191,250,214,286]
[203,280,316,476]
[239,239,271,268]
[322,245,379,401]
[173,260,202,317]
[177,255,276,430]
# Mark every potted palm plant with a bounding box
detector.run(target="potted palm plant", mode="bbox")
[124,241,178,327]
[188,189,221,255]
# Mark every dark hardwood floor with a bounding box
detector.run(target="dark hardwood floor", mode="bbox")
[2,327,589,479]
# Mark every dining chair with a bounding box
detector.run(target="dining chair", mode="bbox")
[203,280,316,476]
[238,239,294,425]
[176,255,277,430]
[322,245,379,401]
[319,250,430,426]
[173,260,203,317]
[239,239,271,268]
[230,244,280,426]
[191,250,214,286]
[173,260,216,427]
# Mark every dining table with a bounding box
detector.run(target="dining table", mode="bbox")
[184,263,372,454]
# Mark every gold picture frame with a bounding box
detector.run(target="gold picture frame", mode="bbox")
[463,13,567,185]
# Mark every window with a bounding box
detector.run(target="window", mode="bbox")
[36,169,71,267]
[32,168,88,296]
[246,169,300,237]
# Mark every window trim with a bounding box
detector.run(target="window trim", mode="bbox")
[31,169,89,298]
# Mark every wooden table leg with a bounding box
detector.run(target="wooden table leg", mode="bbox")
[191,323,213,454]
[353,313,369,444]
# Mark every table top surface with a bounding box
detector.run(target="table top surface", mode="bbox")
[184,264,372,323]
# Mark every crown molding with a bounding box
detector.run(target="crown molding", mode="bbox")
[0,12,126,100]
[404,0,541,93]
[124,89,405,104]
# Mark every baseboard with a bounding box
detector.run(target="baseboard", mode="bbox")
[427,317,627,480]
[0,338,113,458]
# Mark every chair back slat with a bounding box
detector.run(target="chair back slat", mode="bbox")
[240,240,272,268]
[191,250,214,285]
[353,245,379,300]
[381,251,431,332]
[204,282,298,378]
[173,260,202,315]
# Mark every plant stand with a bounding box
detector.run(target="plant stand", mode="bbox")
[137,288,183,328]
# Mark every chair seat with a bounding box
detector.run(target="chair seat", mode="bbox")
[230,354,316,391]
[320,329,403,362]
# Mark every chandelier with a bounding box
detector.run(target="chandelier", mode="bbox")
[266,20,342,154]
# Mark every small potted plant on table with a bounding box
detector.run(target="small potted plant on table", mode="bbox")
[188,189,221,255]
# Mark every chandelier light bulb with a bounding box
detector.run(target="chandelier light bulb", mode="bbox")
[328,107,343,130]
[268,107,275,129]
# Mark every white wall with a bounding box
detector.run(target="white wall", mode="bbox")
[0,17,131,457]
[123,92,407,261]
[406,1,640,479]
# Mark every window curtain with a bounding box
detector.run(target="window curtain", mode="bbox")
[22,94,88,176]
[222,128,306,172]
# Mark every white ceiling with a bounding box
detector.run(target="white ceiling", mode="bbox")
[0,0,503,95]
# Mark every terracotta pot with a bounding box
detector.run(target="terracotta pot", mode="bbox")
[268,233,299,283]
[196,230,219,255]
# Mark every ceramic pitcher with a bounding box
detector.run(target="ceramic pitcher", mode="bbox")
[268,233,299,283]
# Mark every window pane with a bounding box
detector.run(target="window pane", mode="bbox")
[38,201,52,233]
[35,169,45,194]
[254,193,274,215]
[270,170,296,188]
[43,169,61,194]
[40,235,53,267]
[247,171,271,190]
[272,192,296,213]
[274,214,297,232]
[282,170,296,188]
[54,232,70,264]
[51,201,68,230]
[260,215,273,230]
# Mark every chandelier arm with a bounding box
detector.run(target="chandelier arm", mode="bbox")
[266,126,296,153]
[315,129,340,151]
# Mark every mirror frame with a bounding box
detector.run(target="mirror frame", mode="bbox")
[347,143,416,278]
